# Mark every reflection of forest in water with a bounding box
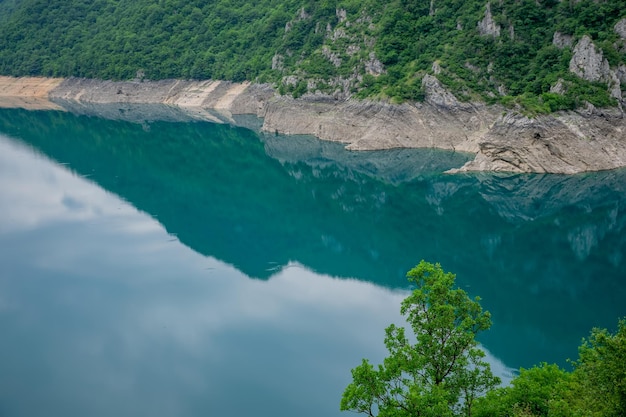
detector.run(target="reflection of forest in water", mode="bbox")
[0,106,624,368]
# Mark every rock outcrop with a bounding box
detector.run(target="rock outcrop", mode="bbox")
[549,78,567,95]
[477,3,501,37]
[421,74,464,109]
[259,94,498,153]
[569,35,610,82]
[452,109,626,173]
[617,64,626,84]
[569,35,623,101]
[552,32,573,49]
[615,18,626,40]
[0,75,625,174]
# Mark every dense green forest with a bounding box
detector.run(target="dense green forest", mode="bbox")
[0,0,624,111]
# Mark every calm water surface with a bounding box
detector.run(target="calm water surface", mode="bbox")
[0,107,624,417]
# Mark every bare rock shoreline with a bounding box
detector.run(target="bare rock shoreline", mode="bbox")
[1,75,625,174]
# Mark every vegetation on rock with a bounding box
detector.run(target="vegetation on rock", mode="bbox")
[0,0,624,111]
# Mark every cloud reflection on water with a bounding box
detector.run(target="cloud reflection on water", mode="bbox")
[0,134,512,417]
[0,136,157,235]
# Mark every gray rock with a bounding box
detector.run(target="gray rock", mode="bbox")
[365,52,385,76]
[552,32,573,49]
[282,75,298,86]
[336,8,347,23]
[330,27,348,41]
[432,61,442,75]
[454,111,626,173]
[569,35,610,82]
[346,44,360,55]
[550,78,567,95]
[421,74,461,108]
[608,70,622,100]
[322,46,342,67]
[271,54,284,71]
[615,18,626,40]
[477,3,500,37]
[617,64,626,84]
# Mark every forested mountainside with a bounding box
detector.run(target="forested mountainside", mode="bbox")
[0,0,624,112]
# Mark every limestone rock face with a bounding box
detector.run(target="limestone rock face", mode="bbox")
[477,3,500,37]
[617,64,626,84]
[549,78,567,95]
[615,18,626,54]
[0,76,65,110]
[608,70,622,101]
[44,78,626,174]
[432,61,442,75]
[271,54,284,71]
[259,94,497,154]
[569,35,622,100]
[365,52,385,75]
[552,32,573,49]
[569,35,609,82]
[453,110,626,174]
[421,74,462,109]
[322,46,341,67]
[615,18,626,40]
[336,8,347,23]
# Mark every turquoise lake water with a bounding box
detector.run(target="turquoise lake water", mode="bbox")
[0,107,624,416]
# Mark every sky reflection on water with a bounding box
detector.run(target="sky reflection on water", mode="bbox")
[1,103,624,417]
[0,136,512,417]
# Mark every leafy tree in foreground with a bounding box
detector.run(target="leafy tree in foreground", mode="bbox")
[472,318,626,417]
[573,317,626,417]
[473,363,574,417]
[340,261,500,417]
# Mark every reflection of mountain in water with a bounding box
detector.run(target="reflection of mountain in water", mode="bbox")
[0,107,624,369]
[0,108,478,283]
[260,133,473,185]
[475,172,626,221]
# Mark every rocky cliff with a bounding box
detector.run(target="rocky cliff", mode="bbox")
[453,108,626,173]
[0,76,625,174]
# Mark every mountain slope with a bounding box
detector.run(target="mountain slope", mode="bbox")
[0,0,624,112]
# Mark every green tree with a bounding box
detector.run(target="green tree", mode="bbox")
[340,261,500,417]
[472,318,626,417]
[474,363,574,417]
[573,317,626,417]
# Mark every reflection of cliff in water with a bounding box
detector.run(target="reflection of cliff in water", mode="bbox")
[0,107,478,283]
[260,133,473,185]
[0,107,624,368]
[474,172,626,221]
